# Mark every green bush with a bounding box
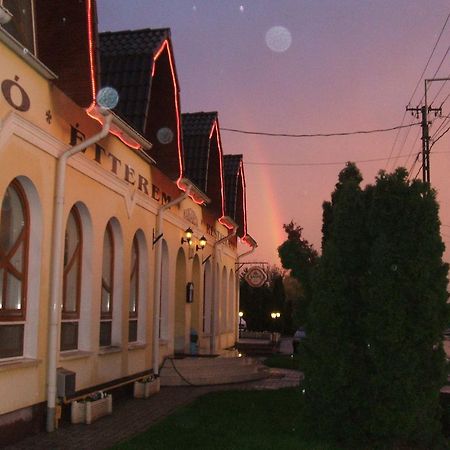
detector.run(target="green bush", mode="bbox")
[302,165,449,449]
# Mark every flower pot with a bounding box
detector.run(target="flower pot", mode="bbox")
[133,378,160,398]
[71,394,113,424]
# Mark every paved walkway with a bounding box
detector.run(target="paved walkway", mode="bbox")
[5,349,300,449]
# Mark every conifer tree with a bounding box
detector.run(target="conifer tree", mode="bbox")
[362,168,449,448]
[302,162,369,443]
[302,164,449,448]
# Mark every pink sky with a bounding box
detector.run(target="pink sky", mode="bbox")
[97,1,450,266]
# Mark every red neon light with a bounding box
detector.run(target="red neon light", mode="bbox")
[242,234,255,248]
[177,179,206,205]
[152,39,184,183]
[153,39,210,206]
[210,118,229,228]
[86,0,96,104]
[85,2,142,150]
[239,159,248,237]
[86,105,142,150]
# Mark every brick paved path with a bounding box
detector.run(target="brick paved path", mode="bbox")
[4,367,300,450]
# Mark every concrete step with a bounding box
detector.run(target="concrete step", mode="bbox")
[165,356,256,369]
[159,356,270,386]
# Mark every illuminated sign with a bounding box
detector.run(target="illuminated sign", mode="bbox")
[245,266,267,288]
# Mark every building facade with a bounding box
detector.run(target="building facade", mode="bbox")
[0,0,255,443]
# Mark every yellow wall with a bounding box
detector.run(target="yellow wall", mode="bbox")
[0,38,239,417]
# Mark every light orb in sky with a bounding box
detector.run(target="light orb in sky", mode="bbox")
[239,5,244,12]
[96,86,119,109]
[157,127,174,144]
[265,26,292,52]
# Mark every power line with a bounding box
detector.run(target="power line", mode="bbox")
[431,124,450,148]
[221,122,419,138]
[408,13,450,107]
[244,149,450,168]
[385,13,450,170]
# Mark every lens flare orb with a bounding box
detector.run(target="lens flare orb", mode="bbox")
[265,26,292,52]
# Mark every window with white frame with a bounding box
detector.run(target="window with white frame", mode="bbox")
[61,206,82,351]
[0,180,29,358]
[100,222,114,347]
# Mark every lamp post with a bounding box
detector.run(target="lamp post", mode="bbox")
[270,311,281,331]
[238,311,244,337]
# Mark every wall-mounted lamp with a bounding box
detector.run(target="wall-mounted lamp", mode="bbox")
[181,227,193,246]
[196,235,207,251]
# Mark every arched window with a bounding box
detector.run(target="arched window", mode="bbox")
[100,222,114,347]
[0,180,29,358]
[61,206,82,351]
[129,235,139,342]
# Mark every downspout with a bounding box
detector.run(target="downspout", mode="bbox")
[210,226,238,354]
[152,186,191,376]
[235,242,257,342]
[46,111,113,432]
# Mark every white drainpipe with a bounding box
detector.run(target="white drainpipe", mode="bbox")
[46,111,112,432]
[152,186,191,376]
[210,226,238,354]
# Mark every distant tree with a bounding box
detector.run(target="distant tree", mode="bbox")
[302,163,450,448]
[278,221,318,326]
[239,266,286,332]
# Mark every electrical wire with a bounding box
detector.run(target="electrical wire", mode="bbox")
[221,122,419,138]
[385,14,450,170]
[431,124,450,149]
[244,150,450,168]
[408,14,450,107]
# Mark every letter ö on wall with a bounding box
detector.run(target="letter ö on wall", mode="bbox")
[1,76,31,112]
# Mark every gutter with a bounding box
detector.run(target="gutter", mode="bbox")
[152,185,192,376]
[46,110,113,432]
[210,218,238,354]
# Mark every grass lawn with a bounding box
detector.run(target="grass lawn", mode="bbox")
[112,388,342,450]
[263,353,302,371]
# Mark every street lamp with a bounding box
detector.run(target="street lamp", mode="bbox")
[270,311,281,331]
[238,311,245,337]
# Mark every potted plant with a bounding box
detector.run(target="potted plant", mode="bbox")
[133,374,160,398]
[71,391,112,424]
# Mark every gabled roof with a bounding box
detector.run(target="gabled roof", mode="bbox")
[223,154,247,238]
[223,154,242,217]
[182,111,230,221]
[182,112,218,192]
[99,28,170,133]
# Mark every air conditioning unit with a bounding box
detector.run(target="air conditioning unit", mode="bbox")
[57,367,76,397]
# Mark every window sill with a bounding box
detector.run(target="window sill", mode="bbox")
[60,350,93,361]
[128,342,147,351]
[98,346,122,356]
[0,357,41,372]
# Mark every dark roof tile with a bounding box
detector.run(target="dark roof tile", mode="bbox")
[223,155,243,219]
[99,28,170,132]
[182,112,218,191]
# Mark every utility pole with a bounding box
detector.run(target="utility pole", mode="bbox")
[406,78,449,184]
